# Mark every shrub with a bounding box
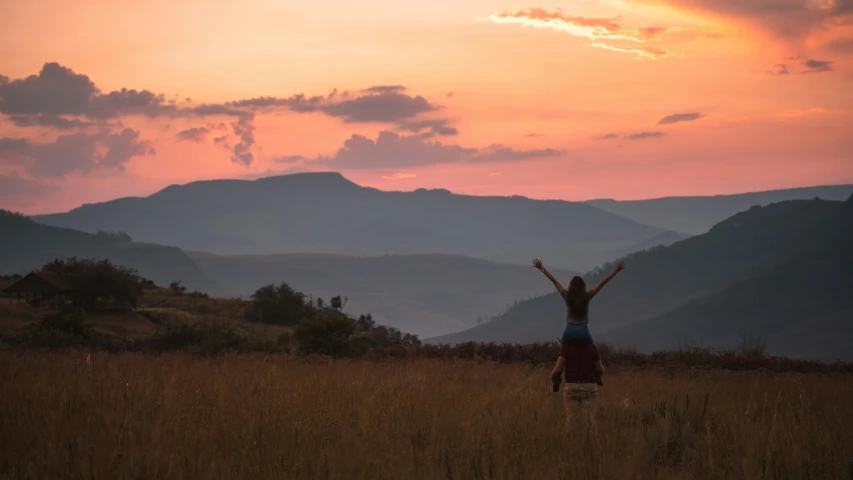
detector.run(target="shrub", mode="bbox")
[42,258,144,308]
[294,312,361,358]
[246,282,315,325]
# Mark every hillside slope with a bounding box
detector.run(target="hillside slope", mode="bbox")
[187,251,578,338]
[587,184,853,234]
[598,194,853,360]
[428,199,843,346]
[33,172,663,259]
[0,211,222,294]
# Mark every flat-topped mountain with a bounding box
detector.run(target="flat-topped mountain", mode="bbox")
[32,172,665,262]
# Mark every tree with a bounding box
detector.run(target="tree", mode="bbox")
[357,313,375,330]
[42,258,144,309]
[294,312,360,358]
[330,295,347,312]
[169,280,187,295]
[247,282,314,325]
[317,297,324,309]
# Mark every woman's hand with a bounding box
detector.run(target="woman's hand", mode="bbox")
[532,258,545,271]
[614,260,626,272]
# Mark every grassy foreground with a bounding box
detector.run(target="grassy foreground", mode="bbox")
[1,353,851,480]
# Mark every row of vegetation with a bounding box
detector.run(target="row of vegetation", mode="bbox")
[4,258,851,372]
[2,258,422,358]
[5,307,852,373]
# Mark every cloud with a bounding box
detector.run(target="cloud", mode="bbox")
[588,43,671,59]
[624,131,666,140]
[470,144,565,163]
[7,113,92,130]
[174,123,227,143]
[3,64,443,129]
[802,59,833,72]
[599,133,620,140]
[0,63,96,115]
[484,8,669,42]
[1,63,451,169]
[382,172,417,180]
[771,58,835,75]
[321,90,437,123]
[631,0,853,41]
[0,128,153,177]
[525,133,544,137]
[313,131,565,169]
[395,118,459,136]
[657,112,704,125]
[229,115,255,166]
[87,88,177,118]
[0,63,178,119]
[0,170,57,197]
[175,126,210,143]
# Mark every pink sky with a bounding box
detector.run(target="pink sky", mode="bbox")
[1,0,852,214]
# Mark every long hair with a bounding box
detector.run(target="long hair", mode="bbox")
[565,276,590,320]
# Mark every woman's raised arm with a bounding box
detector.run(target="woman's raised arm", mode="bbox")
[533,258,565,296]
[590,260,626,296]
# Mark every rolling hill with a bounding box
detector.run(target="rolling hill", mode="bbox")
[427,198,847,353]
[0,210,222,294]
[586,184,853,235]
[187,251,578,338]
[32,172,664,260]
[598,193,853,360]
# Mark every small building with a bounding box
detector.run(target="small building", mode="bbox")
[3,271,75,308]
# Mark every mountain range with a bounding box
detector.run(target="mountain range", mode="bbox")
[187,251,577,337]
[32,173,664,271]
[0,209,576,338]
[6,172,852,357]
[429,195,853,361]
[587,184,853,234]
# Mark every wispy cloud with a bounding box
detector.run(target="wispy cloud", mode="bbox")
[657,112,704,125]
[588,43,671,60]
[482,8,674,59]
[312,130,566,169]
[801,59,833,73]
[624,131,666,140]
[484,8,668,42]
[770,58,835,75]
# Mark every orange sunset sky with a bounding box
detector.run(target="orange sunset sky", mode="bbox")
[1,0,852,214]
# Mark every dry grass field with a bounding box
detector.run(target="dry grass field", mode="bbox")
[1,352,851,479]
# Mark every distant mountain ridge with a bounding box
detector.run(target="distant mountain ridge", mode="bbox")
[187,251,579,338]
[586,184,853,234]
[427,197,852,360]
[0,210,222,294]
[32,172,665,261]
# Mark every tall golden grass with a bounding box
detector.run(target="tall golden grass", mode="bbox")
[1,352,851,479]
